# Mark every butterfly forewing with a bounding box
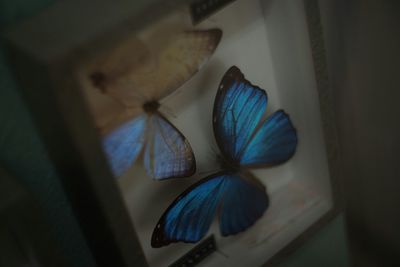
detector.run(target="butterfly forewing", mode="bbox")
[89,29,222,107]
[151,29,222,100]
[87,36,153,105]
[214,66,297,168]
[213,66,268,164]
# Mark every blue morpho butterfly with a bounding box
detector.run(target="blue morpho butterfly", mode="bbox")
[89,29,222,179]
[151,66,298,247]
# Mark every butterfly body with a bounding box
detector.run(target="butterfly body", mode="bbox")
[151,66,298,247]
[142,100,161,114]
[215,152,241,174]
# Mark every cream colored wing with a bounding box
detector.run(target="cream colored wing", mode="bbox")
[81,28,222,133]
[87,35,154,106]
[131,28,223,100]
[80,36,150,133]
[79,81,143,135]
[89,29,222,103]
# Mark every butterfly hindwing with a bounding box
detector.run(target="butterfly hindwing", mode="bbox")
[240,110,298,166]
[144,113,195,180]
[102,115,147,177]
[219,173,269,236]
[151,172,268,247]
[213,66,268,163]
[103,113,195,179]
[152,173,226,247]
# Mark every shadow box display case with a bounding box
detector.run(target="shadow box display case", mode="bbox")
[5,0,342,266]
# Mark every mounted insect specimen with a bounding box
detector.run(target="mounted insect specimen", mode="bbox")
[87,28,222,179]
[152,66,298,247]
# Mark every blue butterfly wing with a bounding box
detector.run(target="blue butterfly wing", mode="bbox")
[144,113,195,180]
[152,173,226,247]
[240,110,298,166]
[151,172,268,247]
[102,115,147,177]
[219,173,269,236]
[213,66,267,163]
